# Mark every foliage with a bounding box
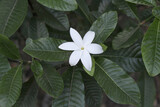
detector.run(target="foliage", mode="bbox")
[0,0,159,107]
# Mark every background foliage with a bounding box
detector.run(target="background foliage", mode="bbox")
[0,0,160,107]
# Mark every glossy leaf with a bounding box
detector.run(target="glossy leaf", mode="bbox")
[0,54,11,79]
[82,73,102,107]
[94,58,141,105]
[125,0,156,6]
[152,6,160,20]
[37,0,78,11]
[0,0,28,37]
[138,72,156,107]
[112,0,139,21]
[23,38,70,62]
[96,43,144,72]
[13,78,38,107]
[31,60,64,98]
[52,68,85,107]
[112,26,143,50]
[32,1,70,31]
[0,34,21,60]
[90,11,118,43]
[142,19,160,76]
[0,65,22,107]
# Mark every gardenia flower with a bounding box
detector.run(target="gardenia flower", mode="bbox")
[59,28,104,71]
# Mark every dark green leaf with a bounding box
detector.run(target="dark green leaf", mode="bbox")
[32,1,70,31]
[0,0,28,37]
[13,78,38,107]
[138,72,156,107]
[142,18,160,76]
[94,58,141,106]
[37,0,78,11]
[0,65,23,107]
[90,11,118,43]
[125,0,156,6]
[31,60,64,98]
[82,73,102,107]
[21,17,49,40]
[23,37,70,62]
[52,68,85,107]
[96,43,144,72]
[0,54,11,79]
[152,6,160,20]
[0,34,21,60]
[112,26,143,50]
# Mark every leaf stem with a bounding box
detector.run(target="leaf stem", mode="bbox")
[139,15,154,26]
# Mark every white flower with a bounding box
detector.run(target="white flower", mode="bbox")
[59,28,103,71]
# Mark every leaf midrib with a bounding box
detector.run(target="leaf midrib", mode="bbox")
[95,61,139,104]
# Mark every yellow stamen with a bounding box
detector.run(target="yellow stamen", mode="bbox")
[81,47,84,50]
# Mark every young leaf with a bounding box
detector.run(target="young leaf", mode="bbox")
[23,38,70,62]
[112,26,143,50]
[138,72,156,107]
[0,54,11,79]
[32,1,70,31]
[37,0,78,11]
[142,19,160,76]
[98,43,144,73]
[31,60,64,98]
[0,65,23,107]
[13,78,38,107]
[0,0,28,37]
[90,11,118,43]
[125,0,156,6]
[94,58,141,106]
[0,34,21,60]
[82,73,102,107]
[52,68,85,107]
[152,6,160,20]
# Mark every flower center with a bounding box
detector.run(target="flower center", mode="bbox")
[81,47,84,50]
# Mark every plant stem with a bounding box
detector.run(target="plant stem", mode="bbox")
[139,15,154,26]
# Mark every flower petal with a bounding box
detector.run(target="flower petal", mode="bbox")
[83,31,95,45]
[69,50,82,66]
[70,28,83,47]
[81,50,92,71]
[59,42,79,51]
[86,43,103,54]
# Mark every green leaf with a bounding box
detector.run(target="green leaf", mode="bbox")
[0,65,23,107]
[37,0,78,11]
[23,37,70,62]
[0,0,28,37]
[0,34,21,60]
[125,0,156,6]
[52,68,85,107]
[21,17,49,40]
[142,18,160,76]
[82,73,102,107]
[112,0,139,21]
[83,57,95,76]
[152,6,160,20]
[13,78,38,107]
[138,72,156,107]
[94,58,141,106]
[96,43,144,72]
[76,0,95,23]
[31,60,64,98]
[32,1,70,31]
[90,11,118,43]
[0,54,11,79]
[112,26,143,50]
